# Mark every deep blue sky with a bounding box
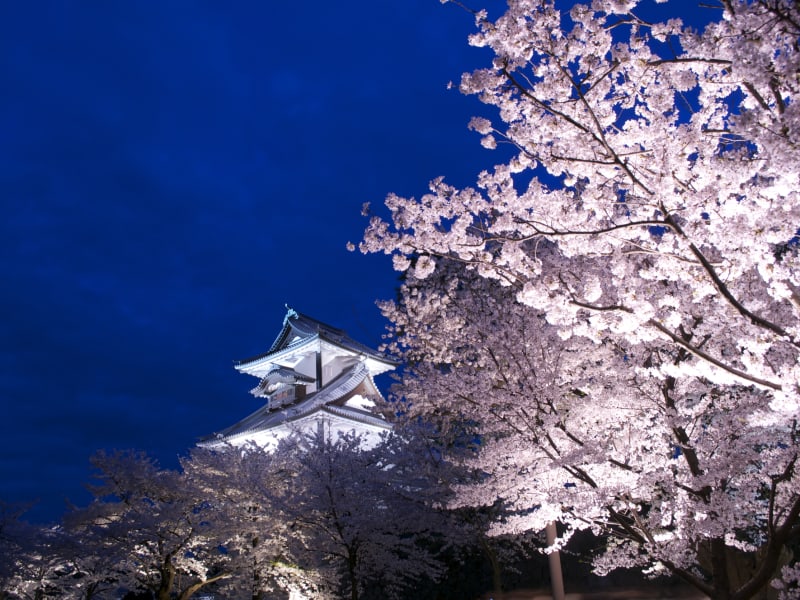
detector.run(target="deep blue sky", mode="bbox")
[0,1,497,522]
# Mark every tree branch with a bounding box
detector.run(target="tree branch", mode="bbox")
[648,318,782,390]
[663,211,798,348]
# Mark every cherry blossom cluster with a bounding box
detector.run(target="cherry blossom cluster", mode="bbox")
[364,1,800,597]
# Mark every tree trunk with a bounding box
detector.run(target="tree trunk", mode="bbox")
[252,553,261,600]
[157,562,175,600]
[546,522,565,600]
[341,545,360,600]
[710,537,732,600]
[479,535,503,594]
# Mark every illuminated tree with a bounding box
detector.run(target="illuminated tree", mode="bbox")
[268,432,450,600]
[362,1,800,598]
[66,451,229,600]
[184,444,320,600]
[0,506,66,600]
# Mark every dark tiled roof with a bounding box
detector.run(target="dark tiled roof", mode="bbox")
[321,404,392,430]
[250,366,315,397]
[236,309,398,367]
[200,361,385,444]
[262,365,315,384]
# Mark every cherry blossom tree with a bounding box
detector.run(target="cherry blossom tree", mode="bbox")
[0,502,34,599]
[43,433,477,600]
[267,431,451,600]
[184,430,460,600]
[361,1,800,598]
[0,506,70,600]
[382,261,602,592]
[184,444,320,600]
[65,450,229,600]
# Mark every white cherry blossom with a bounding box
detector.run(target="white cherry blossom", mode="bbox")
[362,1,800,597]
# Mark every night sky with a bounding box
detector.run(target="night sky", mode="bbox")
[0,1,496,523]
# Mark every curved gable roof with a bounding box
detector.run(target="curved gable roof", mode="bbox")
[200,361,388,446]
[236,308,398,369]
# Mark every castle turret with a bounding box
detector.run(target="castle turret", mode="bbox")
[199,308,398,449]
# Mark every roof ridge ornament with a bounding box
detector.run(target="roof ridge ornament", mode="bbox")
[284,305,299,324]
